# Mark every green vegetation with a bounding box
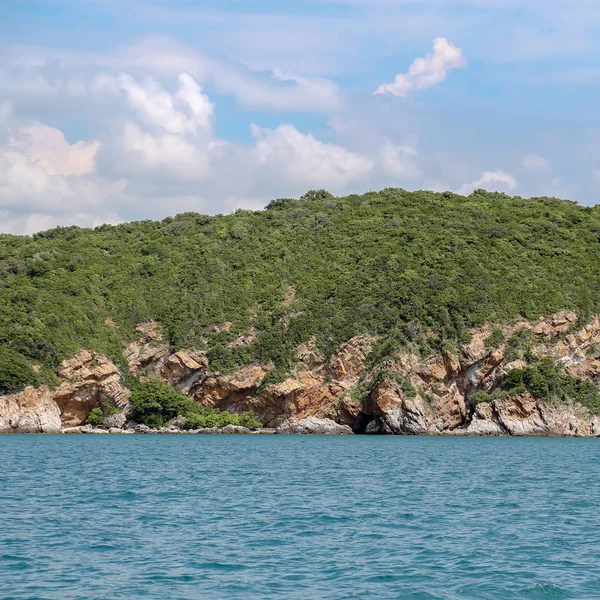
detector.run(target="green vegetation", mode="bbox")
[484,328,505,350]
[129,379,259,428]
[179,410,261,430]
[86,408,105,426]
[504,328,534,363]
[2,188,600,397]
[502,357,600,413]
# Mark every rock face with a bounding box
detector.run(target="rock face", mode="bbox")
[0,386,62,433]
[114,314,600,436]
[123,321,170,375]
[53,351,131,427]
[0,350,131,432]
[4,312,600,435]
[466,394,600,437]
[181,335,375,428]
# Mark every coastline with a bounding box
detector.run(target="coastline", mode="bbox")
[5,422,600,437]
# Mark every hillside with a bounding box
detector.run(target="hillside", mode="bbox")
[3,188,600,435]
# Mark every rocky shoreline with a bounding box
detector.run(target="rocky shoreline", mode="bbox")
[4,311,600,437]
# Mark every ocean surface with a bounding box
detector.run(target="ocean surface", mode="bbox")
[1,435,599,599]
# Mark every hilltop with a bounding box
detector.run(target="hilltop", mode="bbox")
[3,188,600,435]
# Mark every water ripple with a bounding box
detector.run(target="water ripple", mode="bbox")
[1,435,600,598]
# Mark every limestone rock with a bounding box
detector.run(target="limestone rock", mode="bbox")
[465,403,505,435]
[220,424,252,434]
[123,321,170,374]
[103,412,127,429]
[160,349,207,391]
[328,335,375,382]
[0,386,61,433]
[54,351,131,427]
[466,394,600,437]
[370,380,431,434]
[277,417,353,435]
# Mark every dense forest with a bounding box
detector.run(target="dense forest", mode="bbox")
[2,187,600,395]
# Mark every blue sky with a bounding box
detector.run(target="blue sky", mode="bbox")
[1,0,600,233]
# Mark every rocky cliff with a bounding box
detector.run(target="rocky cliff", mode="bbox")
[3,310,600,435]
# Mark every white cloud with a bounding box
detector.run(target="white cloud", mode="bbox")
[522,153,549,170]
[457,170,518,195]
[378,141,420,179]
[3,38,341,116]
[117,38,342,111]
[10,123,100,176]
[111,121,212,180]
[252,123,373,186]
[0,72,377,234]
[113,72,214,135]
[0,113,126,226]
[374,37,466,97]
[0,143,127,216]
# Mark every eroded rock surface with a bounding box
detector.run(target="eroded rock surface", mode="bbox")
[277,417,353,435]
[0,386,61,433]
[5,311,600,435]
[54,350,131,427]
[123,321,170,375]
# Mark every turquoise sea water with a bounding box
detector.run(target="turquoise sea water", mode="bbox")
[1,435,599,599]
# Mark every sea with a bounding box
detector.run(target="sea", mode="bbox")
[1,434,599,599]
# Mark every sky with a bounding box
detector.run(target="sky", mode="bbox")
[1,0,600,234]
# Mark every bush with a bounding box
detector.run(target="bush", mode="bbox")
[484,328,505,350]
[86,407,104,426]
[130,380,195,427]
[130,379,262,429]
[502,357,600,413]
[4,188,600,397]
[300,189,333,202]
[0,347,39,394]
[179,410,261,430]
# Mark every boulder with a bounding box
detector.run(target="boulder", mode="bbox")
[277,417,353,435]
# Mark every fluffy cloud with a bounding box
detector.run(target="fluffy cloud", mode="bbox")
[0,38,341,116]
[94,71,214,135]
[0,138,127,218]
[0,102,128,229]
[522,154,549,170]
[10,123,99,176]
[374,37,465,97]
[457,170,518,196]
[251,123,373,187]
[0,72,376,233]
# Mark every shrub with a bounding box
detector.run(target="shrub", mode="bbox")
[502,357,600,413]
[484,328,505,350]
[4,188,600,399]
[130,380,195,427]
[300,189,333,202]
[0,347,39,394]
[130,379,262,429]
[179,409,261,430]
[86,407,105,426]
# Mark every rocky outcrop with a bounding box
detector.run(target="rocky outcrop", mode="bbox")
[123,321,170,375]
[277,417,353,435]
[466,394,600,437]
[357,311,600,436]
[4,311,600,435]
[0,386,62,433]
[0,350,130,432]
[178,335,375,428]
[53,351,131,427]
[160,349,208,391]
